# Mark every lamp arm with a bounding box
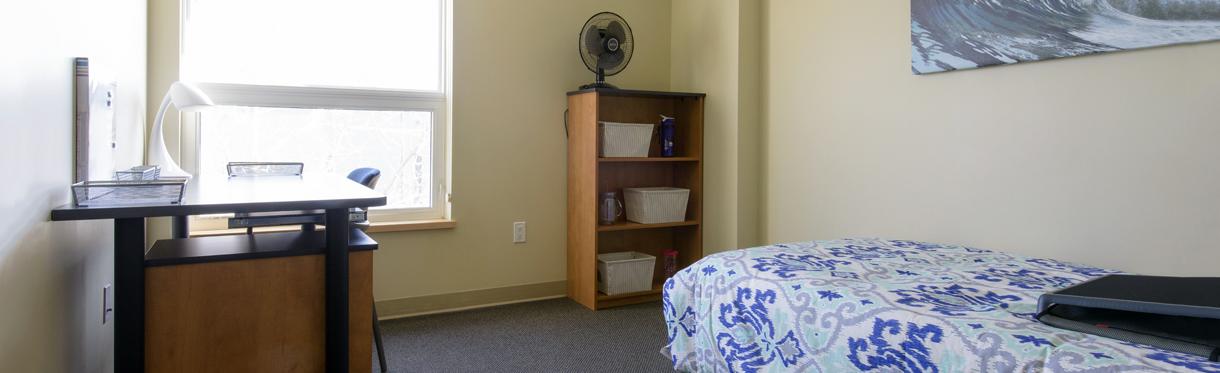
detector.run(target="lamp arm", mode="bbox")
[147,91,191,178]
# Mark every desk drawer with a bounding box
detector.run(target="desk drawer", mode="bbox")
[144,238,373,373]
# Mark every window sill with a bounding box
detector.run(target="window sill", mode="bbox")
[190,219,456,237]
[366,219,456,233]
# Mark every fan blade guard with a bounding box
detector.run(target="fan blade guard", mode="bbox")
[597,54,623,70]
[583,24,604,56]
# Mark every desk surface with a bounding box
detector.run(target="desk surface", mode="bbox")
[51,173,387,221]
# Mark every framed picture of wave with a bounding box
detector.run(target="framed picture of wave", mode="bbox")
[912,0,1220,74]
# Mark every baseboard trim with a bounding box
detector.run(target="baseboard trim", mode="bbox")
[375,281,568,320]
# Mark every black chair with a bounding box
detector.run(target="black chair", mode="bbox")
[347,168,388,373]
[346,167,381,188]
[345,168,380,232]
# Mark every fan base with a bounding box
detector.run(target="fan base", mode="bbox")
[578,82,619,90]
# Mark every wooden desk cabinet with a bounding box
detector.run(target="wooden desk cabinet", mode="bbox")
[50,174,386,372]
[143,230,375,373]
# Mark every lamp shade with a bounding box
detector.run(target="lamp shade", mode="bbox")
[148,81,214,178]
[168,82,214,112]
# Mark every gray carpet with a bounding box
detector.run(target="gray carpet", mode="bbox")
[371,298,674,373]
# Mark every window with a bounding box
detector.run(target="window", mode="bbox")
[180,0,448,223]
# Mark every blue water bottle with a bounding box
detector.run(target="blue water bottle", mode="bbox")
[659,115,675,157]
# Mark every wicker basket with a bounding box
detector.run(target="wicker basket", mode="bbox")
[599,121,654,158]
[623,187,690,224]
[596,251,656,295]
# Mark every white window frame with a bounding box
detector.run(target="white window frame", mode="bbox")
[179,1,449,229]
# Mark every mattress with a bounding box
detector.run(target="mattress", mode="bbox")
[662,238,1220,372]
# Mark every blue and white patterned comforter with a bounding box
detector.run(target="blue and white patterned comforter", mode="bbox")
[663,238,1220,372]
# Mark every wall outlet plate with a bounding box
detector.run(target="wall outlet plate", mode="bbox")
[513,222,526,243]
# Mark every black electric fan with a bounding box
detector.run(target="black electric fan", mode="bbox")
[578,12,634,90]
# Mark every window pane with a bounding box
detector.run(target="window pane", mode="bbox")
[182,0,442,91]
[200,106,433,210]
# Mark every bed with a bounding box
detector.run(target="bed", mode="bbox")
[662,238,1220,372]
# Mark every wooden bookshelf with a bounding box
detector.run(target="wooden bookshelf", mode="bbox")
[566,88,705,310]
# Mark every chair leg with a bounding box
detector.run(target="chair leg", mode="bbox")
[374,304,387,372]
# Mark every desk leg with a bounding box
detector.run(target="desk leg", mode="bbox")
[171,215,189,239]
[325,209,349,373]
[114,218,145,373]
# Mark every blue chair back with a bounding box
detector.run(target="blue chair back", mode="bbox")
[347,168,381,189]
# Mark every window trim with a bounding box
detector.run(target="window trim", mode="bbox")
[185,83,448,224]
[178,0,450,230]
[193,83,446,111]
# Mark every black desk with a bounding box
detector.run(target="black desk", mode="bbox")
[51,174,386,373]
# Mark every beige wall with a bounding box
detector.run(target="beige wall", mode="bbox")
[144,0,180,244]
[760,0,1220,275]
[670,0,761,255]
[362,0,674,306]
[0,0,147,371]
[737,0,762,251]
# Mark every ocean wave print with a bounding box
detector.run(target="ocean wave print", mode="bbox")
[911,0,1220,74]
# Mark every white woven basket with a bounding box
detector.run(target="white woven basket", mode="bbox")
[624,187,690,224]
[599,121,654,157]
[596,251,656,295]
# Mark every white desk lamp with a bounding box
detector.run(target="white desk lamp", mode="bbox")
[148,81,214,178]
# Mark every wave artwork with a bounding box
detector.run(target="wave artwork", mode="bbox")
[912,0,1220,74]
